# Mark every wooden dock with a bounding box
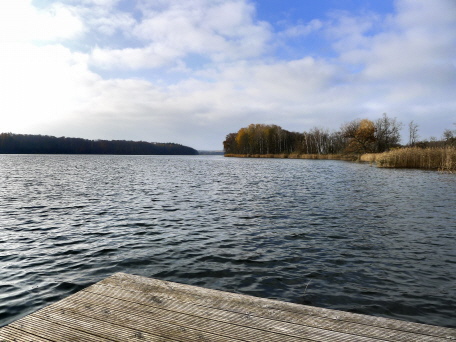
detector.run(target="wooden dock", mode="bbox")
[1,272,455,341]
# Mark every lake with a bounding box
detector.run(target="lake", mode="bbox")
[0,155,455,328]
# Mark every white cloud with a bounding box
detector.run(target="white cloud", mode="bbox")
[328,0,456,85]
[0,43,98,132]
[279,19,323,38]
[0,1,84,43]
[90,45,180,69]
[79,0,120,6]
[90,0,271,69]
[89,10,135,36]
[1,0,455,148]
[319,0,455,127]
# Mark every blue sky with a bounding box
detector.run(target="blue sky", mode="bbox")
[1,0,455,150]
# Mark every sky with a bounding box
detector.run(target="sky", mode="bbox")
[0,0,455,150]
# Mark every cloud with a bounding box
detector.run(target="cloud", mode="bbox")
[79,0,121,6]
[0,43,98,132]
[278,19,323,38]
[61,56,355,146]
[0,1,84,43]
[327,0,456,84]
[88,9,136,36]
[90,45,179,69]
[89,0,272,69]
[319,0,456,123]
[1,0,455,149]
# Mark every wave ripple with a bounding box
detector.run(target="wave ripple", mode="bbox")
[1,155,455,328]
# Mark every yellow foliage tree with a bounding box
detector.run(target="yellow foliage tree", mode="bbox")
[343,119,376,153]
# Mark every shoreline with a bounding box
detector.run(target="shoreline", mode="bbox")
[225,147,456,172]
[224,153,358,161]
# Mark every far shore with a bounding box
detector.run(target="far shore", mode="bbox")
[225,146,456,172]
[224,153,357,161]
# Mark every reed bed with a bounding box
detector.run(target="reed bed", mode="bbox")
[375,147,456,172]
[226,148,456,172]
[224,153,357,161]
[359,153,378,163]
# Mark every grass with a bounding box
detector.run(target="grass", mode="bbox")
[371,147,456,172]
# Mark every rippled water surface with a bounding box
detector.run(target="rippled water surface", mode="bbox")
[1,155,455,328]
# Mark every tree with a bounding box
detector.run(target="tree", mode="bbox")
[223,133,237,154]
[408,120,419,146]
[341,119,376,154]
[374,113,402,152]
[443,126,456,146]
[235,128,250,154]
[0,133,198,155]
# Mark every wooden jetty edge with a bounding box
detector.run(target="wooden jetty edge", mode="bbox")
[1,272,455,341]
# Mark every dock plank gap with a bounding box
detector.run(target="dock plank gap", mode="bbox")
[1,272,455,341]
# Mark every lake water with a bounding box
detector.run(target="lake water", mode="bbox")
[0,155,455,328]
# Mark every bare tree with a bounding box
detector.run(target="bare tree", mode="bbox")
[408,120,419,146]
[374,113,402,152]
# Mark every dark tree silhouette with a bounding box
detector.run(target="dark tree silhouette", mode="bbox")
[0,133,198,155]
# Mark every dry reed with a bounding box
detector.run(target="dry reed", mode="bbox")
[359,153,378,163]
[226,148,456,172]
[376,147,456,171]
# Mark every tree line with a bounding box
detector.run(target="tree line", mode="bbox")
[0,133,198,155]
[224,114,455,155]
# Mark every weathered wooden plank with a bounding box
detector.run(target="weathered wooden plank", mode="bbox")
[60,290,363,342]
[98,272,456,341]
[31,307,181,342]
[80,287,343,342]
[0,325,52,342]
[48,295,308,342]
[84,282,449,342]
[1,272,455,342]
[4,315,107,342]
[35,297,246,342]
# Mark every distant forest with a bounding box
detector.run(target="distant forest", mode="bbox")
[224,114,456,155]
[0,133,198,155]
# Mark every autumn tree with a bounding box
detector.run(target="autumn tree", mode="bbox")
[223,133,238,154]
[342,119,376,154]
[226,115,403,156]
[225,123,351,156]
[235,127,250,154]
